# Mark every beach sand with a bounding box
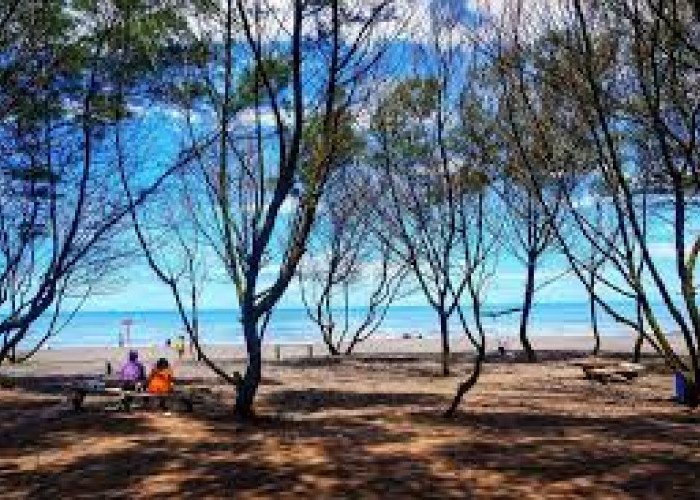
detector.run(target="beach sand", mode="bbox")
[1,333,686,379]
[1,336,698,498]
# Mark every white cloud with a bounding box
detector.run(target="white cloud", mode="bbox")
[647,242,692,259]
[241,196,298,216]
[234,107,290,128]
[184,0,564,52]
[186,0,413,45]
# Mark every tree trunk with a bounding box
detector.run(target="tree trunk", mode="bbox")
[589,281,600,355]
[444,348,484,417]
[234,316,262,419]
[0,327,23,366]
[633,299,644,363]
[322,327,340,356]
[633,334,644,363]
[1,334,6,367]
[193,324,203,362]
[519,254,537,362]
[344,337,358,356]
[0,344,11,366]
[689,376,700,408]
[439,311,450,376]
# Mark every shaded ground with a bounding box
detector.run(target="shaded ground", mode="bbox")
[1,354,698,499]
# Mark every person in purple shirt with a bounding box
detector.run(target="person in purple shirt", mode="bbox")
[119,350,146,390]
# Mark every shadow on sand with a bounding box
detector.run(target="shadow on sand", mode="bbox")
[1,382,698,498]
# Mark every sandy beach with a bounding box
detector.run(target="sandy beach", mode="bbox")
[1,334,698,498]
[2,334,686,379]
[4,0,699,497]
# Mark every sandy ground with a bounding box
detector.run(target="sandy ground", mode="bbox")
[1,334,684,379]
[1,342,698,499]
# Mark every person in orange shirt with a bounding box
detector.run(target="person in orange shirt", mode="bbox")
[147,358,174,394]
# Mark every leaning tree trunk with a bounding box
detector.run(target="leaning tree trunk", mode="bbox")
[589,279,601,355]
[439,311,450,376]
[0,324,28,367]
[444,348,484,417]
[235,316,262,419]
[322,326,341,356]
[519,254,537,362]
[344,336,360,356]
[633,334,644,363]
[1,334,7,366]
[325,342,341,356]
[633,300,644,363]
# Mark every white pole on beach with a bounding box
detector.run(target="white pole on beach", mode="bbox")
[121,318,133,348]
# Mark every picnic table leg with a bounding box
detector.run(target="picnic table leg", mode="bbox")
[69,389,86,411]
[121,394,133,412]
[182,395,193,412]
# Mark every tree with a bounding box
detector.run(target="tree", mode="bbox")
[585,199,605,355]
[443,177,500,416]
[153,0,398,417]
[369,76,468,376]
[444,61,504,415]
[299,166,407,355]
[498,151,563,362]
[495,0,700,403]
[0,1,202,364]
[367,63,501,404]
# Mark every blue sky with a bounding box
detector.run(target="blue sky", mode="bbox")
[83,242,684,312]
[79,30,694,316]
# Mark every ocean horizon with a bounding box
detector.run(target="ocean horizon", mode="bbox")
[20,301,684,349]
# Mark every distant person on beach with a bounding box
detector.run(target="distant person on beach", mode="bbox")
[119,350,146,390]
[147,358,174,394]
[175,335,185,360]
[497,338,507,357]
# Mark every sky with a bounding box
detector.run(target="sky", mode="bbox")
[77,0,692,315]
[83,234,685,312]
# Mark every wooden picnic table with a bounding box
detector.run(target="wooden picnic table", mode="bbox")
[569,358,620,369]
[64,380,217,412]
[569,359,645,383]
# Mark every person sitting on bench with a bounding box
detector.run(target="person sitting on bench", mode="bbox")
[147,358,175,411]
[148,358,174,394]
[119,350,146,391]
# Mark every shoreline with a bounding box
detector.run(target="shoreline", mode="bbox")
[16,330,686,351]
[28,330,685,349]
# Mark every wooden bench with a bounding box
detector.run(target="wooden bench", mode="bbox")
[119,391,194,412]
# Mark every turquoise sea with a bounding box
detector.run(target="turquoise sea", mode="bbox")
[20,302,683,348]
